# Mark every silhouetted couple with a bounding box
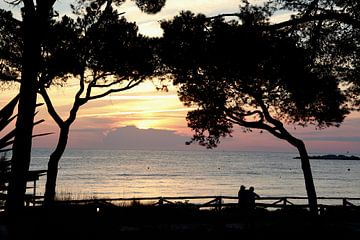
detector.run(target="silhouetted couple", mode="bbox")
[238,185,260,210]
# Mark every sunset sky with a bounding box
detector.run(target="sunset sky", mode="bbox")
[1,0,359,153]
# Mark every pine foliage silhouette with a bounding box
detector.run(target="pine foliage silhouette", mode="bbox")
[275,0,360,110]
[40,3,163,203]
[159,5,351,214]
[1,0,166,211]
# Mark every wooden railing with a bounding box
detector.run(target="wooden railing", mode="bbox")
[2,195,360,213]
[43,195,360,212]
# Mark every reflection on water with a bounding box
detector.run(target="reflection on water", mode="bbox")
[30,149,360,199]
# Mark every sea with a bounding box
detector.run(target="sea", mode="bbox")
[29,149,360,204]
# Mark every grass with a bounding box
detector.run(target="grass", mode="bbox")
[54,191,162,208]
[55,190,98,201]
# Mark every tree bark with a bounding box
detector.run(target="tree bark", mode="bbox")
[254,101,318,215]
[282,133,318,215]
[7,3,41,213]
[41,75,84,205]
[44,125,69,204]
[6,0,56,213]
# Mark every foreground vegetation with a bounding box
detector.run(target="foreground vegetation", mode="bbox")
[1,202,359,239]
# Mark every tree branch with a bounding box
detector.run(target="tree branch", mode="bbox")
[256,97,284,129]
[92,76,128,88]
[84,77,144,101]
[207,13,241,20]
[254,98,302,146]
[66,73,86,124]
[74,72,86,103]
[39,86,64,126]
[226,113,284,140]
[266,12,360,30]
[208,11,360,29]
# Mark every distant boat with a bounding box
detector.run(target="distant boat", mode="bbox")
[294,154,360,160]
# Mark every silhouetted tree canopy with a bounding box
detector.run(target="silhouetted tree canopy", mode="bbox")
[36,4,163,203]
[277,0,360,26]
[212,0,360,109]
[0,0,165,213]
[0,9,21,83]
[40,5,156,89]
[274,0,360,109]
[159,4,357,214]
[161,10,349,148]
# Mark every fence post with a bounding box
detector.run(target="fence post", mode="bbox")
[217,197,222,211]
[319,205,324,216]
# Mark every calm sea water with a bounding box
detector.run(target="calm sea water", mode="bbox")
[29,149,360,201]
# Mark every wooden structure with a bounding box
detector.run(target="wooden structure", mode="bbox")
[26,170,47,196]
[47,195,360,214]
[2,193,360,212]
[24,170,47,206]
[0,169,47,208]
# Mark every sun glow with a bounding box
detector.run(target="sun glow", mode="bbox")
[136,120,158,129]
[68,81,194,131]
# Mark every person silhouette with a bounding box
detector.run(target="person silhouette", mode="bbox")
[238,185,246,207]
[248,186,260,209]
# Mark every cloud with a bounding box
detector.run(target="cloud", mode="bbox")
[100,125,192,150]
[99,95,179,101]
[70,128,106,133]
[78,107,194,118]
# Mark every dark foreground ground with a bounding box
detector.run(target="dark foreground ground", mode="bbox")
[1,203,360,240]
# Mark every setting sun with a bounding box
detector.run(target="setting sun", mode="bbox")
[135,120,159,129]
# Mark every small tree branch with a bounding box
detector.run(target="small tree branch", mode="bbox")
[84,77,144,101]
[208,11,360,29]
[32,132,53,138]
[75,72,86,103]
[92,76,128,88]
[66,73,86,124]
[39,86,64,126]
[267,11,360,30]
[226,114,284,140]
[207,13,241,20]
[255,97,284,129]
[255,98,302,146]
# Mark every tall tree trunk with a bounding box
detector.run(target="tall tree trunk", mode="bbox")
[284,134,318,215]
[41,82,83,205]
[256,101,318,215]
[44,125,69,204]
[6,1,56,212]
[7,5,41,213]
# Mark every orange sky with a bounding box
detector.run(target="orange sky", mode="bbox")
[1,0,359,153]
[2,78,359,153]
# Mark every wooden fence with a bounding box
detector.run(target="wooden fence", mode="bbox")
[1,195,359,213]
[20,195,360,213]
